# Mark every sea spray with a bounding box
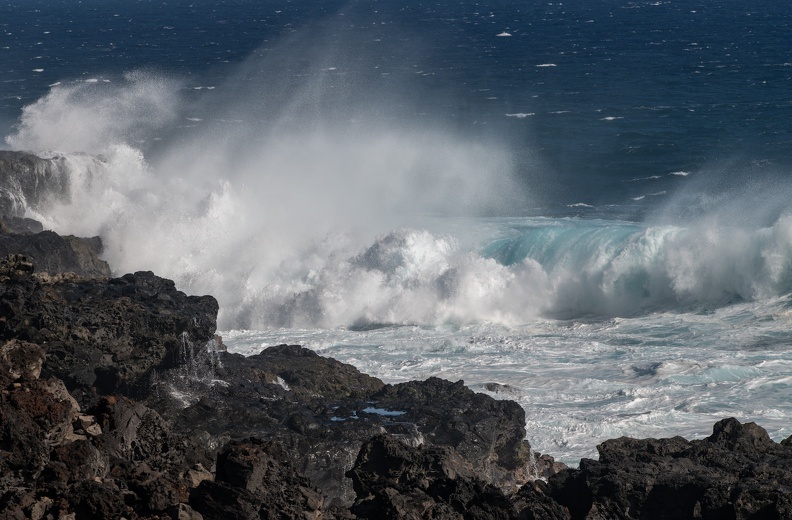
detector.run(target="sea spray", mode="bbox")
[162,333,227,408]
[12,143,792,329]
[6,72,181,155]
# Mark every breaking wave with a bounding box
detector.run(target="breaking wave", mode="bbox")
[6,71,792,330]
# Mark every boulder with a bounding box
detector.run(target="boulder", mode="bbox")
[154,347,536,507]
[372,377,534,492]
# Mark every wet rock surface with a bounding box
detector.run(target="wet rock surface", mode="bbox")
[0,151,71,218]
[151,345,538,507]
[1,220,110,279]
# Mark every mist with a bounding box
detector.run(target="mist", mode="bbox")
[3,22,534,329]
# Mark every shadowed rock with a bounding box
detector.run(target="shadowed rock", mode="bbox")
[347,434,518,519]
[0,228,111,278]
[192,438,323,520]
[0,268,218,401]
[548,417,792,519]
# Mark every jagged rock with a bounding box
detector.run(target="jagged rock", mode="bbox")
[91,395,211,475]
[0,215,43,234]
[232,344,386,400]
[154,347,535,507]
[348,434,519,519]
[156,345,390,505]
[0,252,34,277]
[372,377,534,492]
[0,343,213,518]
[192,438,323,520]
[513,481,571,520]
[548,417,792,519]
[186,463,214,488]
[0,269,218,400]
[6,182,792,520]
[171,503,205,520]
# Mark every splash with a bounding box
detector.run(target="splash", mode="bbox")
[6,71,181,154]
[7,32,792,331]
[3,66,531,329]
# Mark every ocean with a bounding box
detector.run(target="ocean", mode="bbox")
[3,0,792,465]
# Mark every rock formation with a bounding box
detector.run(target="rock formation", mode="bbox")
[3,150,792,519]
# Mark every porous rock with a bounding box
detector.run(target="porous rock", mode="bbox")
[155,347,537,507]
[0,268,219,400]
[191,438,323,520]
[548,417,792,519]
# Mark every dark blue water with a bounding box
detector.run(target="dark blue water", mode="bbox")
[3,0,792,213]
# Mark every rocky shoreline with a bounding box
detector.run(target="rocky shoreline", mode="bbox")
[3,151,792,519]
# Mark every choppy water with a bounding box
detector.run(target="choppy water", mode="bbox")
[3,0,792,464]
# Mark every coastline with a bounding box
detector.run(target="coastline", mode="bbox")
[2,152,792,519]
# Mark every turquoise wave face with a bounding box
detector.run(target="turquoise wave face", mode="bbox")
[482,220,642,268]
[481,218,792,318]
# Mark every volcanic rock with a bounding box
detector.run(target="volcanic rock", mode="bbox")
[191,438,323,520]
[0,228,111,278]
[548,417,792,519]
[347,434,518,519]
[152,346,538,507]
[0,268,218,402]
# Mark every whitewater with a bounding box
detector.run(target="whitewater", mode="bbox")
[7,78,792,464]
[4,0,792,465]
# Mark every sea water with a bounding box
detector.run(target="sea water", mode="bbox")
[3,0,792,465]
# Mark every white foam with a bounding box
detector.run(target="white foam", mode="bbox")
[505,113,534,118]
[496,31,512,37]
[362,407,406,416]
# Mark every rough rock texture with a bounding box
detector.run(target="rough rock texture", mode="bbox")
[2,154,792,520]
[152,345,539,507]
[0,340,206,519]
[0,227,111,278]
[0,216,43,234]
[548,417,792,519]
[0,267,218,401]
[348,434,520,520]
[373,377,534,492]
[191,438,324,520]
